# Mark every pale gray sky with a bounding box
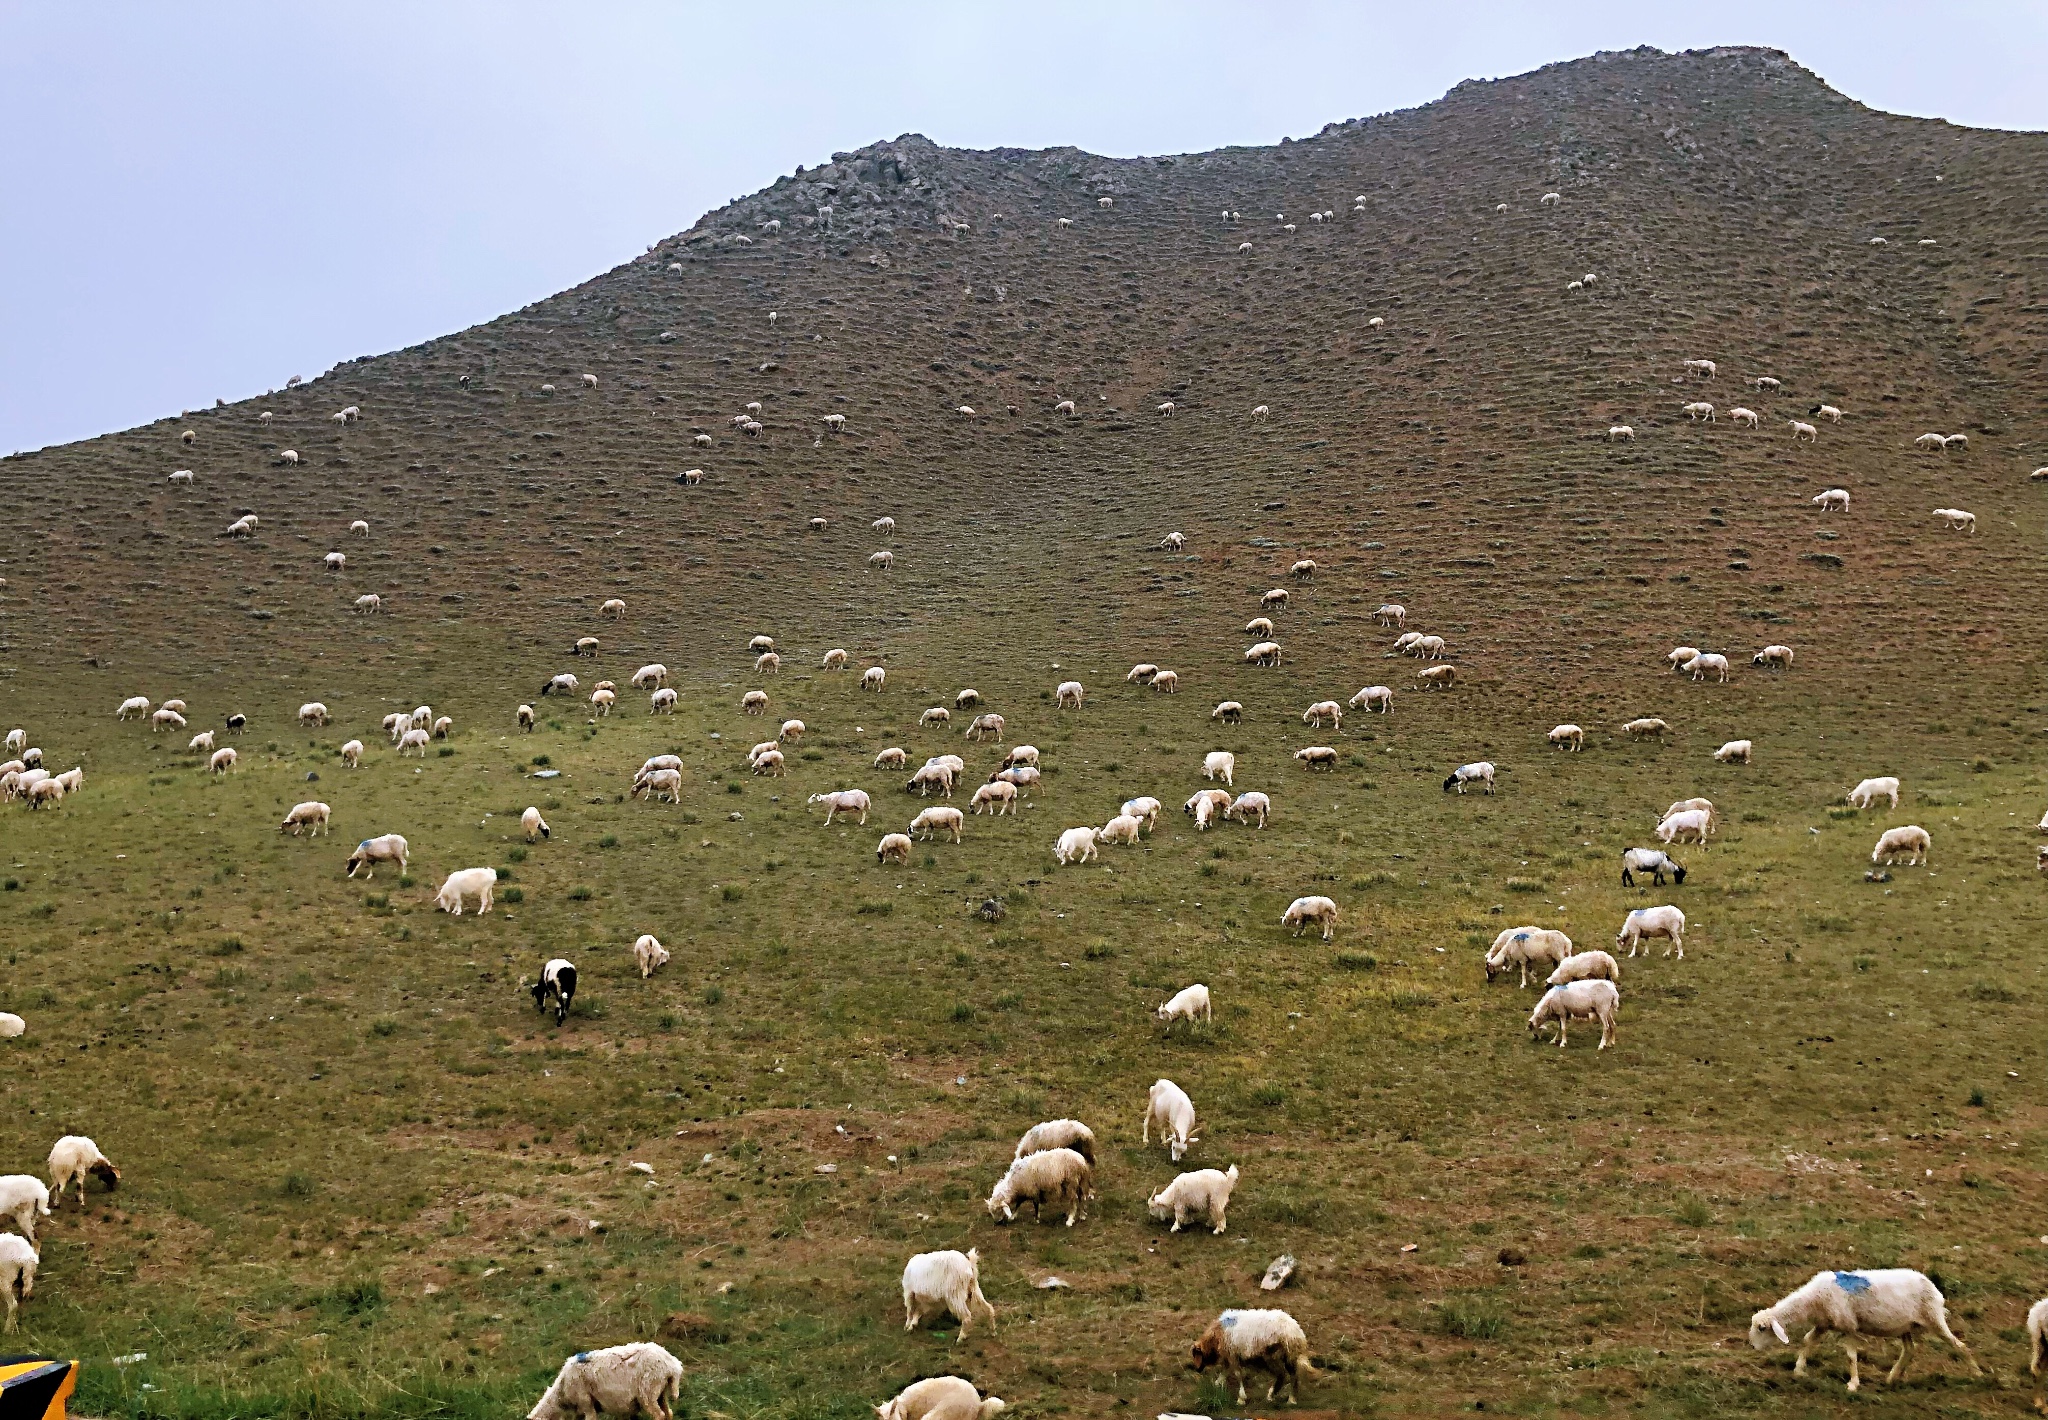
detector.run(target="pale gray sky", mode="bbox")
[2,1,2039,454]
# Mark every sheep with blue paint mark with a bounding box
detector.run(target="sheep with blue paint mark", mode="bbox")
[1749,1268,1979,1393]
[527,1342,682,1420]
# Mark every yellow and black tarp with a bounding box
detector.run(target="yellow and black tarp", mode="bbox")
[0,1359,75,1420]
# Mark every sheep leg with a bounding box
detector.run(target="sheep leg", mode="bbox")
[1885,1334,1912,1383]
[1929,1315,1981,1376]
[1793,1328,1816,1375]
[2,1290,12,1334]
[1171,1206,1185,1232]
[1844,1339,1862,1391]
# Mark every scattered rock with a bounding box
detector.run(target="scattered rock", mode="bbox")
[1260,1254,1296,1291]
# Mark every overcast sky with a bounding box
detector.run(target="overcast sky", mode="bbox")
[2,1,2041,454]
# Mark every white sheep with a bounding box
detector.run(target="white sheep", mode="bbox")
[821,648,849,671]
[1811,488,1850,511]
[526,1343,683,1420]
[2029,1296,2048,1412]
[872,747,908,771]
[1202,751,1236,787]
[0,1234,34,1333]
[1753,644,1794,668]
[985,1147,1093,1225]
[1683,358,1716,379]
[1143,1079,1198,1161]
[169,468,194,485]
[1303,700,1342,729]
[901,1248,996,1338]
[152,707,187,732]
[1373,603,1406,627]
[1485,926,1573,987]
[1150,669,1179,693]
[1872,825,1930,866]
[1054,826,1098,865]
[1714,739,1753,764]
[750,748,786,777]
[1126,663,1160,684]
[633,934,670,978]
[1657,808,1713,848]
[876,832,913,865]
[1120,796,1161,829]
[1418,664,1458,688]
[397,727,430,757]
[435,867,497,915]
[1608,425,1635,442]
[1282,894,1338,940]
[862,666,887,692]
[1095,814,1143,847]
[0,1177,49,1244]
[1730,407,1760,428]
[1528,978,1619,1048]
[1211,700,1244,723]
[910,806,964,843]
[297,702,329,727]
[1293,746,1337,773]
[1055,680,1084,709]
[1666,646,1700,671]
[1547,950,1620,987]
[1748,1269,1979,1393]
[969,781,1018,816]
[280,801,331,836]
[1150,1164,1238,1234]
[1,730,19,755]
[1815,404,1843,422]
[1933,507,1977,533]
[590,688,615,716]
[632,768,683,803]
[874,1377,1004,1420]
[1686,652,1732,682]
[1225,791,1270,828]
[601,598,626,618]
[1622,717,1668,738]
[522,806,551,842]
[964,712,1005,742]
[47,1136,119,1207]
[808,789,871,825]
[324,550,346,571]
[1244,616,1274,636]
[1549,724,1584,751]
[192,731,218,755]
[1790,420,1818,442]
[1914,432,1946,450]
[1620,848,1686,887]
[1443,761,1496,794]
[1160,532,1187,550]
[649,688,678,714]
[1014,1119,1096,1167]
[1290,558,1317,580]
[346,834,408,878]
[1191,1309,1312,1405]
[1682,402,1716,421]
[920,706,951,728]
[1156,983,1212,1024]
[210,747,238,774]
[778,718,805,744]
[432,715,453,740]
[1846,777,1900,810]
[1350,685,1394,713]
[1616,904,1685,958]
[1260,587,1290,610]
[869,551,894,570]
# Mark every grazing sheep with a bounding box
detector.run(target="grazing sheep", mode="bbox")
[1684,358,1716,378]
[629,663,669,690]
[1120,796,1162,829]
[324,550,347,571]
[346,834,408,879]
[1753,644,1794,668]
[1127,663,1160,685]
[1915,432,1947,450]
[1244,641,1282,667]
[778,718,805,743]
[965,713,1004,742]
[522,806,551,842]
[1282,895,1338,941]
[633,934,670,978]
[1622,717,1668,738]
[573,636,600,656]
[1014,1120,1096,1170]
[1160,532,1187,550]
[2028,1295,2048,1413]
[1150,1164,1238,1234]
[297,702,329,727]
[1749,1269,1979,1393]
[47,1136,118,1208]
[1485,926,1573,986]
[1095,814,1143,846]
[192,730,218,755]
[1202,751,1236,787]
[1054,826,1098,865]
[209,747,238,774]
[951,688,981,710]
[873,1376,1005,1420]
[901,1249,996,1339]
[649,688,678,714]
[1303,700,1343,729]
[432,715,453,739]
[1295,745,1339,772]
[873,747,908,770]
[152,707,187,732]
[1933,507,1977,533]
[601,598,626,618]
[526,1342,681,1420]
[750,748,786,777]
[906,762,955,796]
[822,648,849,670]
[1212,700,1244,723]
[1608,425,1635,442]
[1350,684,1394,713]
[1055,680,1084,709]
[1373,603,1407,627]
[869,551,894,571]
[910,806,965,843]
[1846,777,1900,810]
[970,781,1018,816]
[632,769,683,803]
[1443,761,1496,794]
[1260,587,1290,610]
[1621,848,1686,887]
[1244,616,1274,636]
[1657,809,1713,848]
[1729,407,1759,428]
[397,727,431,757]
[530,959,576,1026]
[1714,739,1753,764]
[1811,488,1851,512]
[589,688,615,716]
[23,778,63,810]
[1156,984,1212,1024]
[0,1177,50,1244]
[1528,978,1619,1048]
[1156,401,1176,416]
[1549,724,1584,751]
[1790,420,1818,442]
[1683,401,1716,421]
[1367,315,1383,327]
[1944,433,1969,450]
[1685,652,1731,682]
[1144,1079,1198,1161]
[1191,1309,1313,1406]
[1225,791,1270,828]
[1151,669,1179,693]
[0,1234,35,1333]
[1872,825,1930,866]
[1000,745,1039,770]
[876,832,914,865]
[1418,664,1458,689]
[986,1146,1093,1225]
[1547,950,1620,987]
[0,730,19,756]
[1290,558,1317,580]
[280,801,331,837]
[1616,904,1686,958]
[435,867,498,915]
[862,666,887,692]
[1186,788,1230,830]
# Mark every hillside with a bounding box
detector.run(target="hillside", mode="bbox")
[3,43,2048,1420]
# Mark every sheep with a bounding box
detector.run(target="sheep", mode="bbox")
[1933,507,1977,533]
[778,718,806,744]
[969,781,1018,816]
[436,867,497,915]
[1872,825,1930,866]
[632,769,683,803]
[1245,641,1282,667]
[0,1177,50,1244]
[1685,652,1731,682]
[748,635,776,654]
[1350,684,1394,714]
[1373,603,1407,627]
[1790,419,1818,442]
[1127,663,1160,684]
[530,959,577,1026]
[170,468,194,485]
[1665,646,1701,672]
[633,934,670,978]
[1056,680,1084,709]
[1748,1269,1979,1393]
[954,688,981,709]
[1810,487,1851,512]
[1683,402,1716,421]
[809,789,871,825]
[1212,700,1244,723]
[1251,404,1271,424]
[1295,745,1339,772]
[1303,700,1343,729]
[873,1376,1005,1420]
[1190,1309,1313,1405]
[876,832,914,865]
[1260,587,1290,610]
[1414,635,1450,659]
[1622,717,1668,738]
[1157,401,1177,417]
[324,550,347,571]
[1150,669,1179,693]
[873,747,908,770]
[910,806,965,843]
[1528,978,1619,1048]
[1621,848,1686,887]
[986,1146,1093,1225]
[1160,532,1188,550]
[1243,616,1275,638]
[1150,1163,1238,1236]
[873,516,897,532]
[279,450,299,465]
[680,468,703,485]
[2029,1296,2048,1413]
[1684,358,1717,379]
[23,779,62,810]
[395,727,429,757]
[517,704,536,730]
[1547,950,1621,987]
[1095,814,1143,846]
[601,598,626,618]
[520,806,551,843]
[822,648,849,670]
[1054,826,1098,865]
[1290,558,1317,581]
[1120,796,1161,829]
[526,1343,682,1420]
[1549,723,1584,751]
[1714,739,1754,765]
[1282,895,1338,941]
[649,688,678,715]
[1443,760,1496,794]
[1485,926,1573,986]
[1616,904,1686,958]
[920,705,952,728]
[47,1136,118,1208]
[1054,399,1078,416]
[1144,1079,1198,1161]
[1846,777,1900,810]
[905,761,954,796]
[1156,984,1212,1024]
[1608,425,1635,442]
[0,1234,34,1333]
[862,666,887,692]
[901,1248,996,1338]
[629,663,668,690]
[572,636,600,657]
[1753,644,1794,668]
[869,551,894,571]
[1418,664,1458,688]
[280,801,331,837]
[353,592,383,614]
[965,713,1005,743]
[751,748,786,777]
[1657,809,1713,848]
[152,707,187,732]
[346,834,408,878]
[1915,432,1946,450]
[1203,751,1236,787]
[1730,407,1760,428]
[1,730,18,756]
[432,715,454,740]
[193,730,219,755]
[1814,404,1843,423]
[1225,791,1270,828]
[209,747,238,774]
[588,688,615,717]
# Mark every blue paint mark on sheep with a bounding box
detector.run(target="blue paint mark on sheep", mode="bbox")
[1833,1272,1871,1294]
[1514,932,1529,942]
[572,1352,591,1363]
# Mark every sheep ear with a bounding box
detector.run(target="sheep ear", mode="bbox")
[1771,1319,1789,1344]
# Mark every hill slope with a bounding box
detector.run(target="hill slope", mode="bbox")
[3,44,2048,1420]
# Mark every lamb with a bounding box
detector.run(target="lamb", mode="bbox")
[1621,848,1686,887]
[1547,950,1621,987]
[193,731,219,755]
[1418,665,1458,688]
[530,959,577,1026]
[1686,652,1732,682]
[649,688,678,714]
[1443,761,1496,794]
[297,702,329,727]
[1350,685,1394,713]
[1150,1164,1239,1234]
[1748,1268,1979,1393]
[1190,1309,1313,1406]
[0,1177,49,1244]
[1095,814,1143,846]
[1790,420,1819,442]
[1224,791,1270,828]
[1657,809,1713,847]
[346,834,408,878]
[1143,1079,1198,1161]
[985,1146,1093,1225]
[1055,680,1084,709]
[209,747,238,774]
[1054,826,1098,865]
[1753,644,1794,668]
[633,768,683,803]
[862,666,887,692]
[1156,984,1212,1024]
[1126,663,1160,684]
[1202,751,1236,787]
[526,1342,682,1420]
[964,712,1005,742]
[354,593,382,613]
[750,748,786,777]
[873,1377,1005,1420]
[876,832,914,865]
[1616,904,1686,958]
[1872,825,1931,866]
[435,867,497,915]
[1014,1119,1096,1167]
[1528,978,1619,1048]
[1282,895,1338,941]
[1811,487,1850,511]
[823,649,849,670]
[1295,745,1339,771]
[1244,616,1275,636]
[1549,724,1584,751]
[1933,507,1977,533]
[280,801,331,837]
[1303,700,1342,729]
[900,1249,997,1338]
[873,747,908,770]
[1245,641,1282,667]
[970,781,1018,816]
[1120,796,1161,829]
[1622,717,1668,738]
[1150,669,1179,693]
[522,806,551,842]
[808,789,871,825]
[1847,777,1901,810]
[1212,700,1244,723]
[633,934,670,978]
[1485,926,1573,986]
[47,1136,118,1207]
[1373,603,1407,627]
[910,806,965,843]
